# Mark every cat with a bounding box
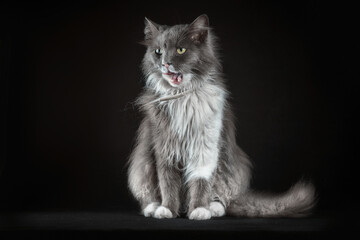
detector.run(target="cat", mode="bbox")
[127,14,316,220]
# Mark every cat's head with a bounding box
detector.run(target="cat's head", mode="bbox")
[141,14,220,92]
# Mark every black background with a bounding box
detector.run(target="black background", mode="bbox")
[1,0,359,219]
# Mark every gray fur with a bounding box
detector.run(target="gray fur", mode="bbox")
[127,14,316,219]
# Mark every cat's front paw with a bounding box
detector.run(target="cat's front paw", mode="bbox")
[153,206,174,219]
[188,207,212,220]
[209,201,225,217]
[142,202,160,217]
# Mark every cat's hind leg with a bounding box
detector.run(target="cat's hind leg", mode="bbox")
[128,152,160,217]
[128,119,160,217]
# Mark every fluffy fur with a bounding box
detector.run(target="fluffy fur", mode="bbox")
[127,14,316,220]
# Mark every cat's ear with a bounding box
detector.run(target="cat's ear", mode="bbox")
[188,14,209,44]
[144,17,160,42]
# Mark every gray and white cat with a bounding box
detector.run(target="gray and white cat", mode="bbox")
[127,14,316,220]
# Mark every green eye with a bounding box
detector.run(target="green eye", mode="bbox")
[155,48,162,55]
[177,47,186,54]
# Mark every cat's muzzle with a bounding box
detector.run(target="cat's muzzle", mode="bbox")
[161,65,183,85]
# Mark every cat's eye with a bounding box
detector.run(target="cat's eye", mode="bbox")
[155,48,162,55]
[177,47,186,54]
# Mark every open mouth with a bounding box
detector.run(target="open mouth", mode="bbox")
[162,69,183,85]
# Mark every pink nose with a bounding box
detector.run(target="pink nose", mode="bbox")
[163,62,171,68]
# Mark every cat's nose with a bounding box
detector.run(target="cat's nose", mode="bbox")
[162,62,172,68]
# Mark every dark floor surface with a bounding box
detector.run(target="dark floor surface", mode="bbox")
[0,210,358,239]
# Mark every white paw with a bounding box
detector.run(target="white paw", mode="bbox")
[153,206,173,219]
[209,202,225,217]
[189,207,212,220]
[143,202,160,217]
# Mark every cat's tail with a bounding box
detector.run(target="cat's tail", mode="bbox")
[227,181,317,217]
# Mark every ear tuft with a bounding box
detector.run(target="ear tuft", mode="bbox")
[144,17,160,42]
[188,14,209,44]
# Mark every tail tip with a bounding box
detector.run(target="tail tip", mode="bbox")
[287,181,318,216]
[292,181,316,199]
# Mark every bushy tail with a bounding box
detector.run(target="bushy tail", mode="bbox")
[227,181,317,217]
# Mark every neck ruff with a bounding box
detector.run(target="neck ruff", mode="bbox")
[146,88,195,106]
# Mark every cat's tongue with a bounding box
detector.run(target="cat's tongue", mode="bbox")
[171,73,183,84]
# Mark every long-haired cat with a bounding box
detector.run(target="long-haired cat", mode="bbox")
[127,14,316,220]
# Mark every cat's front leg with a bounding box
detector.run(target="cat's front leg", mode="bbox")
[185,132,221,220]
[154,163,182,219]
[187,178,212,220]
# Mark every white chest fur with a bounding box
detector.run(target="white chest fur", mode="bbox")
[158,84,226,181]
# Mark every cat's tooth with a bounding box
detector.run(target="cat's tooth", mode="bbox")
[177,74,183,83]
